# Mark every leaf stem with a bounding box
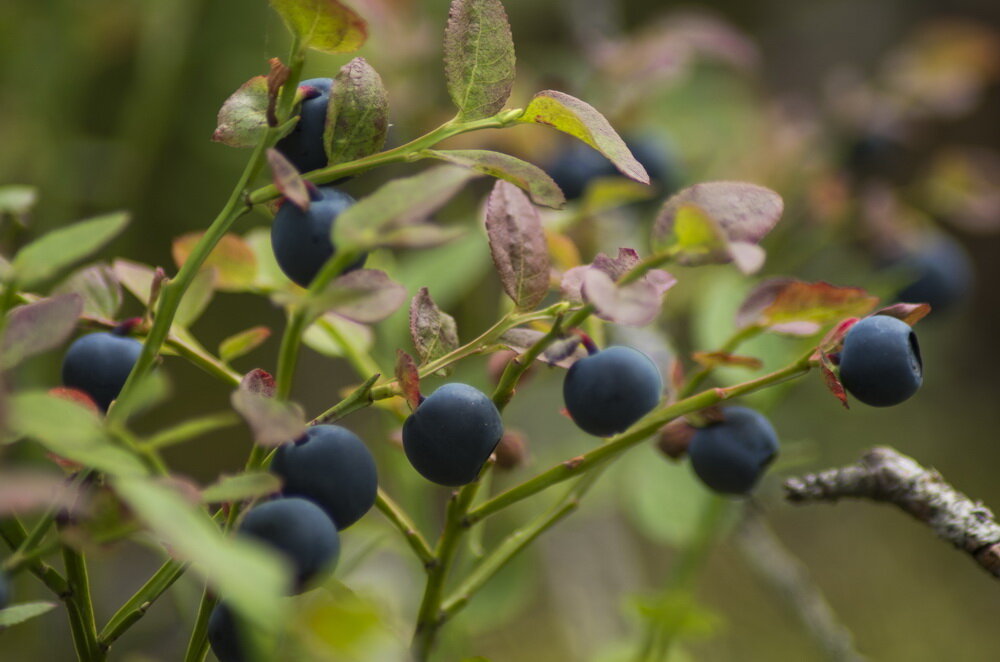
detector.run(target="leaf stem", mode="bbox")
[61,545,104,661]
[98,559,188,649]
[375,489,435,567]
[676,325,763,399]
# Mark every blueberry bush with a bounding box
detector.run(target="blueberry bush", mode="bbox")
[0,1,998,661]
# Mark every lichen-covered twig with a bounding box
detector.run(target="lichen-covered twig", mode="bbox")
[784,446,1000,578]
[736,509,867,662]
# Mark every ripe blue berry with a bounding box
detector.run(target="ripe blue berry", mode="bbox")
[238,497,339,591]
[275,78,332,174]
[271,425,378,530]
[838,315,923,407]
[208,603,245,662]
[563,346,662,437]
[402,383,503,486]
[894,235,972,313]
[546,136,680,201]
[688,406,779,495]
[61,332,143,411]
[0,571,10,609]
[270,186,365,287]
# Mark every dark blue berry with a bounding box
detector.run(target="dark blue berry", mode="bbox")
[208,603,246,662]
[238,497,339,591]
[275,78,332,174]
[546,136,681,201]
[688,406,779,495]
[402,383,503,486]
[270,186,365,288]
[61,332,143,411]
[838,315,923,407]
[563,346,662,437]
[894,235,972,313]
[272,425,378,530]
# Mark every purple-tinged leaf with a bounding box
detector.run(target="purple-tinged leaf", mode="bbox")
[231,388,306,447]
[213,77,269,147]
[54,264,122,323]
[0,472,86,517]
[423,149,565,209]
[324,57,389,165]
[517,90,649,185]
[409,288,459,373]
[268,0,367,54]
[561,248,641,302]
[241,369,276,398]
[333,166,480,251]
[219,327,271,364]
[737,278,879,336]
[265,58,291,127]
[395,350,421,410]
[581,268,676,327]
[443,0,516,120]
[876,302,932,326]
[485,181,551,309]
[266,149,310,211]
[0,295,83,370]
[652,182,783,273]
[308,269,407,324]
[498,328,586,369]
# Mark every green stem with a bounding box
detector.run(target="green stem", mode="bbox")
[310,373,380,425]
[0,518,68,595]
[637,495,731,662]
[247,109,526,205]
[182,588,218,662]
[412,476,486,661]
[375,489,435,567]
[492,313,565,411]
[316,314,383,377]
[142,412,241,450]
[167,332,242,386]
[98,560,188,650]
[467,352,814,525]
[62,545,103,661]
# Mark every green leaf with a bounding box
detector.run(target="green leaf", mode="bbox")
[213,76,270,148]
[409,288,459,374]
[0,185,38,222]
[517,91,649,184]
[172,232,257,292]
[485,181,550,309]
[201,472,283,504]
[113,476,290,631]
[443,0,516,120]
[269,0,367,54]
[333,165,480,251]
[219,326,272,363]
[0,295,83,370]
[324,57,389,165]
[174,268,216,328]
[54,264,122,322]
[8,392,148,475]
[422,149,565,208]
[13,212,130,288]
[112,259,158,305]
[244,228,293,294]
[581,178,656,216]
[303,313,373,359]
[0,601,57,627]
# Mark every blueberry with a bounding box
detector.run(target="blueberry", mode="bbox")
[275,78,333,174]
[0,571,10,609]
[563,346,662,437]
[61,332,143,411]
[238,497,339,591]
[894,235,973,313]
[838,315,923,407]
[402,383,503,486]
[270,186,366,287]
[546,136,681,201]
[688,406,779,495]
[271,425,378,530]
[208,603,246,662]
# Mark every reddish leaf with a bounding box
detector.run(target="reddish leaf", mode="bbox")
[48,387,100,414]
[265,58,291,127]
[240,369,276,398]
[581,268,676,327]
[818,352,849,409]
[737,279,879,336]
[266,149,310,211]
[409,288,459,372]
[811,317,861,361]
[395,350,421,410]
[485,181,551,309]
[875,303,932,326]
[561,248,641,302]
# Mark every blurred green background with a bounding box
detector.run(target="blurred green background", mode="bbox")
[1,0,999,660]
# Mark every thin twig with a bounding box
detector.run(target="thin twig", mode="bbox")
[785,446,1000,578]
